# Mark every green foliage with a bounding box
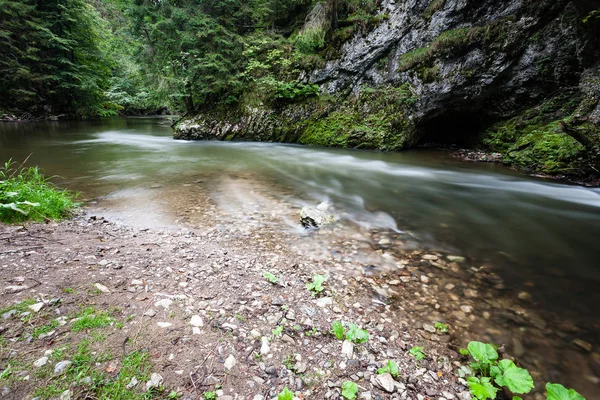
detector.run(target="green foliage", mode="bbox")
[331,321,345,340]
[345,323,369,344]
[71,307,114,332]
[459,348,470,357]
[341,381,359,399]
[545,383,586,400]
[468,377,498,400]
[204,391,217,400]
[306,274,327,295]
[0,160,76,224]
[434,322,449,333]
[272,325,284,337]
[463,341,535,400]
[377,360,399,377]
[277,387,294,400]
[264,272,279,284]
[409,346,426,361]
[482,94,591,175]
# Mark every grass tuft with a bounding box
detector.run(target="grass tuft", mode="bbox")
[0,159,76,223]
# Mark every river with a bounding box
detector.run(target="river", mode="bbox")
[1,117,599,396]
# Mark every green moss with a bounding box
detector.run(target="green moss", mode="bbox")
[482,93,593,174]
[422,0,445,20]
[299,84,418,150]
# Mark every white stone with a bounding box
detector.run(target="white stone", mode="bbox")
[28,302,44,312]
[260,337,270,355]
[316,297,333,308]
[224,354,237,370]
[54,360,72,375]
[372,373,395,393]
[190,315,204,327]
[94,283,110,293]
[33,356,48,368]
[192,327,201,335]
[126,377,138,389]
[154,299,173,309]
[341,340,354,359]
[59,390,71,400]
[146,373,163,390]
[157,322,172,328]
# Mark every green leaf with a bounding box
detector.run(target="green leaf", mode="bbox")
[272,325,283,337]
[459,348,470,356]
[513,397,523,400]
[434,321,449,333]
[345,323,369,343]
[409,346,426,361]
[495,360,534,394]
[263,272,279,284]
[467,376,498,400]
[545,383,586,400]
[468,342,498,364]
[306,274,327,295]
[277,387,294,400]
[377,360,399,377]
[341,381,358,400]
[331,321,345,340]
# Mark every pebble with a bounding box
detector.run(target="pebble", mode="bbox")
[28,302,45,312]
[341,340,354,359]
[143,309,157,317]
[224,354,237,370]
[59,390,71,400]
[190,315,204,327]
[146,373,163,390]
[126,377,138,389]
[316,297,333,308]
[54,360,72,375]
[157,322,172,328]
[33,357,48,368]
[372,372,395,393]
[260,337,270,355]
[94,283,110,293]
[460,305,472,313]
[155,299,173,309]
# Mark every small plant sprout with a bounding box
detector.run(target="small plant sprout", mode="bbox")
[345,323,369,343]
[341,381,359,399]
[272,325,284,337]
[434,321,449,333]
[331,321,345,340]
[277,387,294,400]
[377,360,399,377]
[203,391,217,400]
[306,274,327,295]
[459,348,470,357]
[409,346,426,361]
[264,272,279,284]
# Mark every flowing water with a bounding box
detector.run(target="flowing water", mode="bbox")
[1,117,600,396]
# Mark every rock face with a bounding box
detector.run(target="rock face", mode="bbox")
[300,206,336,228]
[175,0,600,174]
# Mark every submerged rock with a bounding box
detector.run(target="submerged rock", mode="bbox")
[300,206,335,228]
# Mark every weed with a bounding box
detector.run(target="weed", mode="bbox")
[71,307,114,332]
[277,386,294,400]
[0,160,76,223]
[434,322,449,333]
[235,313,246,322]
[264,272,279,284]
[64,287,75,294]
[377,360,399,377]
[204,391,217,400]
[409,346,426,361]
[306,274,327,296]
[330,321,369,343]
[341,381,359,399]
[345,323,369,344]
[282,354,296,371]
[272,325,284,338]
[459,348,470,357]
[331,321,345,340]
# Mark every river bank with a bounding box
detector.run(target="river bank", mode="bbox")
[1,201,598,399]
[0,213,470,400]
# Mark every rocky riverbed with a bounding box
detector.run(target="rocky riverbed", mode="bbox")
[0,176,598,399]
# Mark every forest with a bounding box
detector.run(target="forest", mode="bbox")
[0,0,375,117]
